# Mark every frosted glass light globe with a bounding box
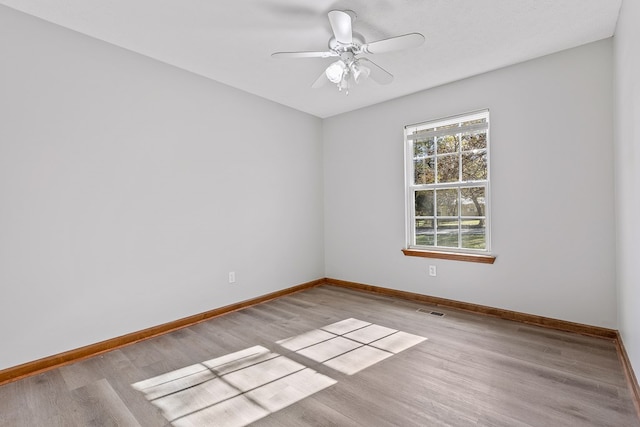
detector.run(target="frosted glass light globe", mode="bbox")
[325,61,346,83]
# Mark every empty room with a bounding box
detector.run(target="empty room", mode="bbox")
[1,1,639,426]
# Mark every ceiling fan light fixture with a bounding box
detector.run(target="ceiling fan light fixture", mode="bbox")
[325,60,346,83]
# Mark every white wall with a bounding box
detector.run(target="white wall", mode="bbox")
[614,0,640,382]
[324,40,616,328]
[0,6,324,370]
[0,3,626,374]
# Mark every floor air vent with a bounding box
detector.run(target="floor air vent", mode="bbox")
[416,308,445,317]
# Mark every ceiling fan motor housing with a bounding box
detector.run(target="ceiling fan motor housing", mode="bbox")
[328,32,365,53]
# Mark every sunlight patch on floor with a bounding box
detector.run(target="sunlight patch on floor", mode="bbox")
[277,318,427,375]
[132,318,426,426]
[132,345,336,427]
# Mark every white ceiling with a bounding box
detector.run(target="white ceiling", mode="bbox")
[1,0,622,118]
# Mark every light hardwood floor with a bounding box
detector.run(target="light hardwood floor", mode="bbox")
[1,285,638,426]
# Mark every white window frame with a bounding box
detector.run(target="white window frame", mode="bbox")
[404,110,491,254]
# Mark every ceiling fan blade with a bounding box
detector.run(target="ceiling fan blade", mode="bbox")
[361,33,425,54]
[272,51,337,59]
[328,10,353,44]
[311,71,328,89]
[358,58,393,85]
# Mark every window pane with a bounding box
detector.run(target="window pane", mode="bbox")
[415,219,434,246]
[414,157,435,184]
[461,187,485,216]
[461,118,486,127]
[438,123,461,132]
[415,190,434,216]
[414,138,435,157]
[461,150,487,181]
[462,219,486,249]
[460,130,487,151]
[437,155,459,183]
[436,188,458,216]
[436,135,458,154]
[436,218,459,248]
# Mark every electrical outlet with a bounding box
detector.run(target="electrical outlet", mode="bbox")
[228,272,236,283]
[428,265,437,277]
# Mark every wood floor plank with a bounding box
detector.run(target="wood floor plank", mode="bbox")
[70,378,141,426]
[3,370,85,427]
[0,284,638,426]
[252,396,363,427]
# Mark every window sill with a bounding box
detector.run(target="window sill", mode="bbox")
[402,248,496,264]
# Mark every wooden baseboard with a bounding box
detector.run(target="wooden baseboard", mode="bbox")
[325,278,618,339]
[615,332,640,419]
[4,275,638,418]
[0,279,324,387]
[326,278,640,416]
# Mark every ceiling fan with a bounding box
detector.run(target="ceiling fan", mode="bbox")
[271,10,425,94]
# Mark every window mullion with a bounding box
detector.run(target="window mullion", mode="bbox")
[458,187,462,249]
[433,189,438,247]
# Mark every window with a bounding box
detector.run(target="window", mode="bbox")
[405,110,490,256]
